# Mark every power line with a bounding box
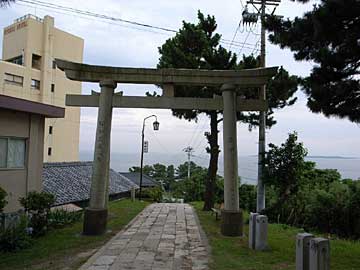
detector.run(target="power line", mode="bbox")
[239,0,245,9]
[185,115,203,149]
[192,136,207,156]
[237,30,253,56]
[190,115,209,152]
[148,128,171,154]
[249,23,260,36]
[222,39,259,47]
[14,2,171,36]
[228,21,241,51]
[19,0,177,33]
[222,39,260,52]
[193,144,209,159]
[16,0,260,51]
[251,38,261,54]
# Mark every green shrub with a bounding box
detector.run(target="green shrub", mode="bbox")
[144,187,163,202]
[19,191,55,236]
[303,181,358,238]
[0,216,32,252]
[171,169,208,202]
[0,186,7,213]
[263,133,360,239]
[347,181,360,238]
[48,209,83,229]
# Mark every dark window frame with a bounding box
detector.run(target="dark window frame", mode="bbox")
[6,55,23,66]
[31,79,40,90]
[0,137,27,170]
[4,73,24,86]
[32,54,41,70]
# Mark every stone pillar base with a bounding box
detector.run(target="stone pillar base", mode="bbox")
[221,209,243,236]
[83,208,108,235]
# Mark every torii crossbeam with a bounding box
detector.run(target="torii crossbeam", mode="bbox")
[56,59,278,237]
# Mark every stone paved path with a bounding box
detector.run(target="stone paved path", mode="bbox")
[80,203,209,270]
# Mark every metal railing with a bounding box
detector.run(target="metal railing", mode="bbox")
[14,14,43,24]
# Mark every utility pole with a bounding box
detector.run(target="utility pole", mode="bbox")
[257,0,267,213]
[245,0,280,212]
[183,146,194,179]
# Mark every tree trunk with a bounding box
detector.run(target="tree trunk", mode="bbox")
[203,112,219,211]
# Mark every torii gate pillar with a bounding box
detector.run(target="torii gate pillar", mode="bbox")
[83,80,116,235]
[221,84,242,236]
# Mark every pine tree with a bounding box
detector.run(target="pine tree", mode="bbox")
[158,11,298,210]
[265,0,360,122]
[237,56,298,129]
[0,0,14,7]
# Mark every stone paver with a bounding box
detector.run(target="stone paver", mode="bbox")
[79,203,209,270]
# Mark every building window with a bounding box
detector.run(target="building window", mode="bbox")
[52,60,56,69]
[31,79,40,90]
[51,84,55,93]
[49,126,53,134]
[4,73,23,86]
[0,137,26,169]
[6,55,23,66]
[48,147,52,156]
[32,54,41,70]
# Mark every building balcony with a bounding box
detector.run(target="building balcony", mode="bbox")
[14,14,43,24]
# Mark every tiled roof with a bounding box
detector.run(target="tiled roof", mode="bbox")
[119,172,160,188]
[43,162,138,205]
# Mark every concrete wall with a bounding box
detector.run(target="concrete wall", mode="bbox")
[0,109,44,213]
[1,14,83,162]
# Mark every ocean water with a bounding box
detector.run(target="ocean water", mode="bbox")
[80,151,360,184]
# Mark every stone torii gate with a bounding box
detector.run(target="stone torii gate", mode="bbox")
[56,59,277,237]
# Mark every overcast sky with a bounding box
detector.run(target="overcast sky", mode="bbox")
[1,0,359,159]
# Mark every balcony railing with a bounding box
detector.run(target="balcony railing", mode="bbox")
[14,14,43,24]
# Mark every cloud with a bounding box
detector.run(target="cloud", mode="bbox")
[1,0,359,157]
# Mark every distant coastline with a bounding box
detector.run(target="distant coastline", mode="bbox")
[80,151,360,182]
[306,156,359,160]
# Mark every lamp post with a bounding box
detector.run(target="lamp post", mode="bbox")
[139,115,159,200]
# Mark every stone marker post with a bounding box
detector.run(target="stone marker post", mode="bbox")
[131,187,136,202]
[220,84,242,236]
[249,212,259,249]
[83,80,117,235]
[296,233,314,270]
[309,238,330,270]
[255,215,268,250]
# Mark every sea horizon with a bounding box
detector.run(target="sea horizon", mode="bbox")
[80,151,360,184]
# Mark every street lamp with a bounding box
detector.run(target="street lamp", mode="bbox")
[139,115,159,200]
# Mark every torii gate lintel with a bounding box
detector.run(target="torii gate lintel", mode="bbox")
[66,93,268,111]
[56,59,277,237]
[56,58,277,86]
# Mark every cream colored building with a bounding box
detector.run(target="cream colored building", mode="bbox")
[0,14,83,162]
[0,94,65,212]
